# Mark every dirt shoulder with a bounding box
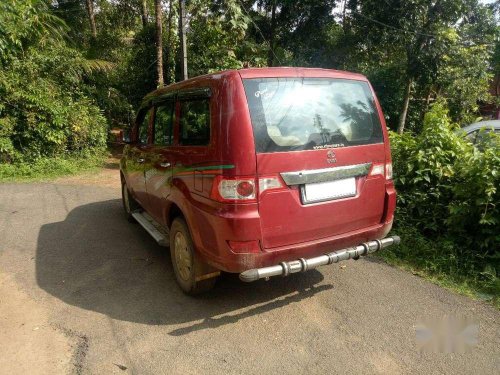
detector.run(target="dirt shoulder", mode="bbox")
[53,152,121,190]
[0,274,74,375]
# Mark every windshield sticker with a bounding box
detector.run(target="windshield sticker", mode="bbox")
[255,89,275,99]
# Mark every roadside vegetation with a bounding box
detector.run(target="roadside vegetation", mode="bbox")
[0,1,498,304]
[384,102,500,307]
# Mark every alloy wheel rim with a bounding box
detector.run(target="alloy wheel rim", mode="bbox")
[174,231,192,281]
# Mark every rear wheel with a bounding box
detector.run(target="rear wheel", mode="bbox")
[170,218,218,294]
[121,179,140,222]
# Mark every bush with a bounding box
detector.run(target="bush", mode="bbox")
[388,101,499,300]
[0,1,108,166]
[0,45,108,162]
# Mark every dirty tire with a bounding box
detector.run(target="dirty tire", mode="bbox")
[121,179,140,223]
[170,218,217,295]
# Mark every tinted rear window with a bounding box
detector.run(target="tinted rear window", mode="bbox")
[243,78,383,153]
[179,99,210,146]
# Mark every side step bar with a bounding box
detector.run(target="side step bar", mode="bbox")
[239,235,400,282]
[132,211,169,247]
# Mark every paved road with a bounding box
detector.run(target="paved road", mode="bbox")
[0,180,498,374]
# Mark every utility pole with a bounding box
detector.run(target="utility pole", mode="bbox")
[178,0,188,80]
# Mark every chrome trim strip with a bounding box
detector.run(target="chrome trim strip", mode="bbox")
[280,163,372,186]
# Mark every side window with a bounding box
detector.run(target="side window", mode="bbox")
[137,108,151,144]
[153,102,174,145]
[179,99,210,146]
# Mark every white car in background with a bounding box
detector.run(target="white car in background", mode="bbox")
[460,120,500,145]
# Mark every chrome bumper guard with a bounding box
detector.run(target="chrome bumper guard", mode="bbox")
[239,235,400,282]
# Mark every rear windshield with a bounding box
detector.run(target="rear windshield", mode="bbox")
[242,78,383,153]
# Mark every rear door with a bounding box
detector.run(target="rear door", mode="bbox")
[125,107,152,207]
[144,99,175,225]
[243,77,388,249]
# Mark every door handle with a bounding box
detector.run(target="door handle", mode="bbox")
[160,162,171,168]
[137,158,145,163]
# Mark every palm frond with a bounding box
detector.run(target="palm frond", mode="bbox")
[76,58,116,75]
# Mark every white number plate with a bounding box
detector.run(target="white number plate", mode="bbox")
[302,177,356,204]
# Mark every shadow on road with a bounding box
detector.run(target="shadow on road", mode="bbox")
[36,199,332,334]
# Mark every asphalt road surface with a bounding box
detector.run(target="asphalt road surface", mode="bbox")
[0,177,498,374]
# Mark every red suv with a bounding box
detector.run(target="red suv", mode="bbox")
[120,68,399,294]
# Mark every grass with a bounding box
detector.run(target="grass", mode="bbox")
[378,225,499,309]
[0,152,107,182]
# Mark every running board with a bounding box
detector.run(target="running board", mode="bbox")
[132,211,169,247]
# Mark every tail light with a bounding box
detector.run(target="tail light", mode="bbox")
[211,175,284,202]
[370,163,393,180]
[258,177,283,193]
[385,163,393,180]
[211,176,256,202]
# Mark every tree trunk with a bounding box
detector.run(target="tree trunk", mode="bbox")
[85,0,97,38]
[342,0,347,33]
[165,0,174,84]
[267,1,277,67]
[397,78,413,134]
[155,0,164,87]
[141,0,148,27]
[178,0,188,80]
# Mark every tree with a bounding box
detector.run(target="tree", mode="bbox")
[85,0,97,38]
[267,0,277,66]
[155,0,164,86]
[179,0,188,80]
[343,0,496,132]
[165,0,176,84]
[0,0,108,161]
[141,0,149,27]
[185,0,256,76]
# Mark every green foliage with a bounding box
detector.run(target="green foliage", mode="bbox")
[342,0,498,131]
[187,0,263,75]
[0,0,67,63]
[380,226,499,307]
[0,44,108,161]
[388,101,499,301]
[0,152,106,181]
[0,0,108,165]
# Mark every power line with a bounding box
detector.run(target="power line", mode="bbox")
[350,9,494,47]
[236,0,283,65]
[352,10,437,38]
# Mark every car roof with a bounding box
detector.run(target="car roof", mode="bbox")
[140,67,368,108]
[237,67,367,80]
[462,120,500,133]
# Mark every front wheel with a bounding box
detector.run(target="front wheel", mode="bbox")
[170,218,218,294]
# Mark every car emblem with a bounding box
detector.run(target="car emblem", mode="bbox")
[326,150,337,164]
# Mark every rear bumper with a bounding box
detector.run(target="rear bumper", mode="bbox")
[240,235,400,282]
[188,184,396,273]
[197,219,393,273]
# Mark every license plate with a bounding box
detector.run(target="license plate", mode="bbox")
[301,177,356,204]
